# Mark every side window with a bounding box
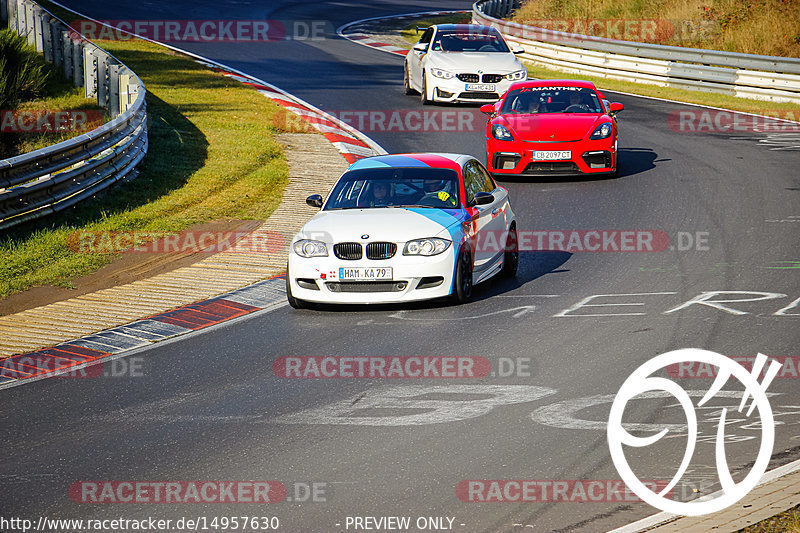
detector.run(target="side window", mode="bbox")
[475,162,497,193]
[419,29,433,47]
[462,162,484,205]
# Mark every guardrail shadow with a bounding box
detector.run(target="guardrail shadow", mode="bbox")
[309,251,572,313]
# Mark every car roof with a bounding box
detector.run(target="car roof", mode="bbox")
[432,24,497,33]
[509,79,598,90]
[347,153,471,173]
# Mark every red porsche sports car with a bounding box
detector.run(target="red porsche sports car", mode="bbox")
[481,80,624,178]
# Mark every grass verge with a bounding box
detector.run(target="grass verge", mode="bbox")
[0,30,308,299]
[398,13,800,117]
[513,0,800,58]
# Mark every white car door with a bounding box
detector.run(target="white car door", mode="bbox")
[463,160,507,278]
[409,28,433,90]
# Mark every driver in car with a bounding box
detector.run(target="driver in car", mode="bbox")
[419,179,457,206]
[566,91,591,111]
[367,181,392,207]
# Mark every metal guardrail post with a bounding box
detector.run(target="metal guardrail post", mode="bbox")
[96,51,111,110]
[83,46,97,99]
[118,72,132,113]
[7,0,16,31]
[49,18,61,66]
[24,0,34,46]
[108,64,122,117]
[32,5,43,52]
[72,38,84,87]
[61,29,72,78]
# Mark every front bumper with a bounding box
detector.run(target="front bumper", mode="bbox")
[488,138,617,176]
[287,247,457,304]
[429,76,516,103]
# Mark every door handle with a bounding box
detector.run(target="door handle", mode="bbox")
[491,208,500,216]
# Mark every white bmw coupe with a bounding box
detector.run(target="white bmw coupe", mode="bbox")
[286,153,518,308]
[404,24,527,104]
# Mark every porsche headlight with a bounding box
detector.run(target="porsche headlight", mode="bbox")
[430,68,455,79]
[403,238,451,256]
[590,123,613,139]
[492,124,514,141]
[293,239,328,257]
[505,69,527,81]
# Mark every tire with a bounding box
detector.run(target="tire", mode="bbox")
[403,64,414,95]
[285,267,307,309]
[420,71,430,105]
[501,224,518,278]
[450,248,473,304]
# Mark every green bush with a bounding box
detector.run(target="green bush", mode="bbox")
[0,28,49,110]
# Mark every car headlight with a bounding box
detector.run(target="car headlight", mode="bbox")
[430,68,455,79]
[590,123,613,139]
[403,238,451,256]
[505,69,527,81]
[492,124,514,141]
[293,239,328,257]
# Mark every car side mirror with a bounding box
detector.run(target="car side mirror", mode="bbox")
[412,43,428,53]
[609,102,624,115]
[470,192,495,207]
[306,194,323,208]
[512,46,525,54]
[480,104,494,114]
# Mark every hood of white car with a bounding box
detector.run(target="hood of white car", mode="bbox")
[427,51,523,74]
[296,208,466,243]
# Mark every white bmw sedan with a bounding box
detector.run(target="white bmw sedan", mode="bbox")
[286,153,518,308]
[404,24,527,104]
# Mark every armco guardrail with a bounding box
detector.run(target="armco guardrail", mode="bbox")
[0,0,147,230]
[473,0,800,104]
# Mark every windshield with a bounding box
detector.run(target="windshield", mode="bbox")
[500,86,604,114]
[324,167,461,210]
[431,29,510,53]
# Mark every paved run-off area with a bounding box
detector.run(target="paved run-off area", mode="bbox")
[0,134,347,358]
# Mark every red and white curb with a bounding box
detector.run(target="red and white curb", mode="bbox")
[336,11,468,57]
[0,277,287,390]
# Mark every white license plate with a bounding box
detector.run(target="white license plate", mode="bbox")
[338,267,393,281]
[532,150,571,161]
[466,83,495,91]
